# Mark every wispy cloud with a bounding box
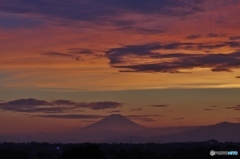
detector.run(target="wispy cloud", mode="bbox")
[80,101,123,110]
[127,114,162,118]
[118,26,164,35]
[34,114,161,121]
[229,36,240,40]
[0,0,206,24]
[138,118,157,122]
[35,114,105,119]
[0,13,43,29]
[68,48,94,55]
[105,43,240,73]
[207,33,222,38]
[226,105,240,111]
[149,104,168,108]
[106,42,240,65]
[127,114,161,122]
[107,110,122,113]
[130,108,143,111]
[186,33,224,39]
[186,34,201,39]
[204,108,214,111]
[41,48,99,61]
[41,52,73,58]
[203,105,218,111]
[173,118,184,120]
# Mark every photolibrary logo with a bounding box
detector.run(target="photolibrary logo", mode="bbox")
[210,150,238,156]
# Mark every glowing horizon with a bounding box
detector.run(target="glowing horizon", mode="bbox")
[0,0,240,134]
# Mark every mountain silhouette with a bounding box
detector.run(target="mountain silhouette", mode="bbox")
[150,121,240,143]
[63,114,147,143]
[2,116,239,143]
[84,114,145,131]
[72,114,198,143]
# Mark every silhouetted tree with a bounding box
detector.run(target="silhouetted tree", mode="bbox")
[113,149,129,159]
[0,149,29,159]
[59,144,105,159]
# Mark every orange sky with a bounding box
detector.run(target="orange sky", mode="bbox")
[0,0,240,134]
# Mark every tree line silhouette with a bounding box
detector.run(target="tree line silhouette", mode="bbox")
[0,140,239,159]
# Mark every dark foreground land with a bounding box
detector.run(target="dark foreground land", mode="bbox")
[0,140,239,159]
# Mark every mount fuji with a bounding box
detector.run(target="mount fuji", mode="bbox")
[63,114,147,143]
[83,114,145,131]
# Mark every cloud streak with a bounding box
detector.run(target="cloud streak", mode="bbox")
[186,34,201,39]
[0,0,206,24]
[204,108,213,111]
[0,98,123,113]
[149,104,168,108]
[0,98,73,113]
[79,101,123,110]
[130,108,143,111]
[105,43,240,73]
[41,48,100,62]
[35,114,105,119]
[125,114,162,122]
[229,36,240,41]
[226,105,240,111]
[34,114,162,122]
[173,118,184,120]
[41,52,73,58]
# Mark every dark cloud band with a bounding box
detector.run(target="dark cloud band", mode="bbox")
[0,98,123,113]
[105,43,240,73]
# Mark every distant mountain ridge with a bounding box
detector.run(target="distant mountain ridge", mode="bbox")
[78,115,240,143]
[1,115,240,143]
[145,121,240,143]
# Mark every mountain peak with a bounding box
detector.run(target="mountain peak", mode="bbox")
[108,114,124,117]
[105,114,126,119]
[84,114,145,131]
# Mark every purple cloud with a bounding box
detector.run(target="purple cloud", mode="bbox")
[127,114,161,117]
[118,26,164,35]
[204,105,218,111]
[0,98,123,113]
[81,101,123,110]
[229,36,240,40]
[35,114,105,119]
[207,33,221,38]
[34,114,161,121]
[107,110,122,113]
[0,0,206,24]
[1,98,49,106]
[130,108,143,111]
[105,43,240,73]
[204,108,213,111]
[68,48,94,55]
[149,104,168,108]
[226,105,240,111]
[173,118,184,120]
[0,98,78,113]
[41,48,98,62]
[41,52,73,58]
[127,114,161,122]
[186,34,201,39]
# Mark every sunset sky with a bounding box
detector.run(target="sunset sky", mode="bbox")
[0,0,240,135]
